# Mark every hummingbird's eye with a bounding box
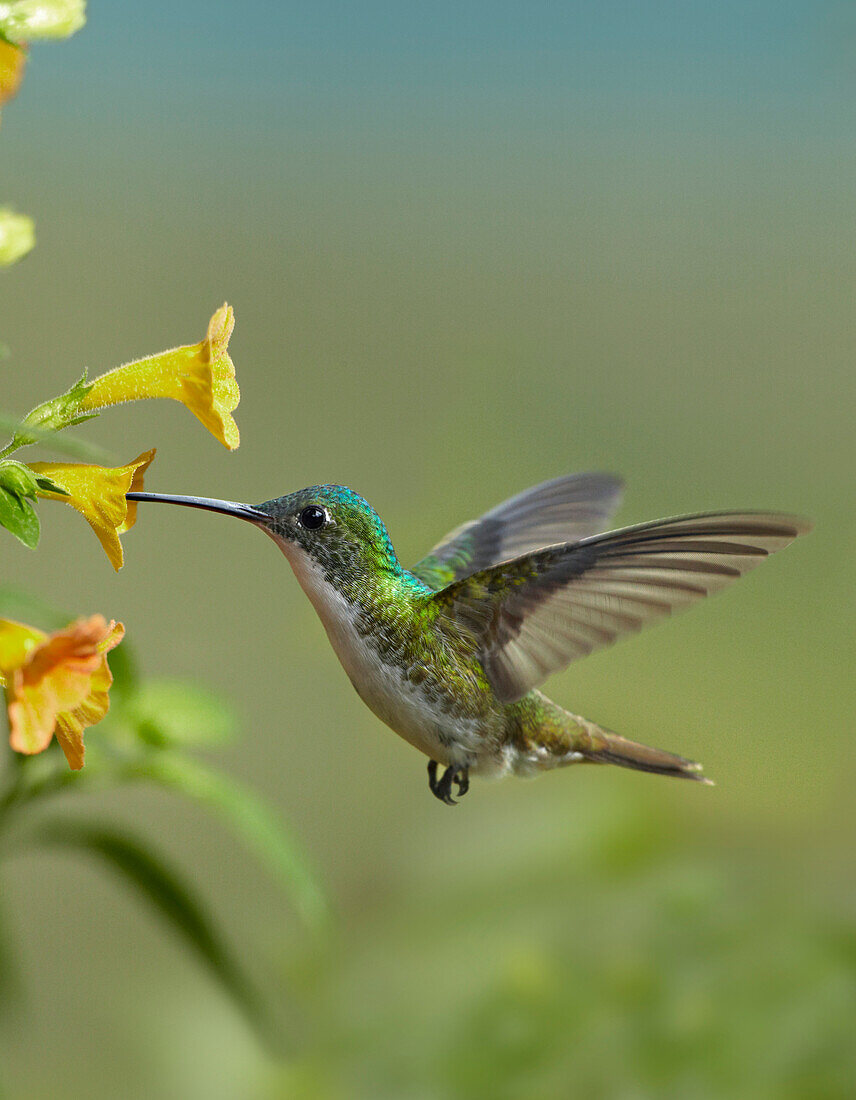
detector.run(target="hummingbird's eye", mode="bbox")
[298,504,327,531]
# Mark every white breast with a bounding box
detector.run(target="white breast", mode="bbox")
[272,541,484,766]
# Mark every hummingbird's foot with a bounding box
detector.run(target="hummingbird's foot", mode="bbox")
[427,760,470,806]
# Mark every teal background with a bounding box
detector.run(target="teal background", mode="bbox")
[1,2,853,1096]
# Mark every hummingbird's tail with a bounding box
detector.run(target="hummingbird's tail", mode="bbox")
[580,726,712,783]
[509,693,712,783]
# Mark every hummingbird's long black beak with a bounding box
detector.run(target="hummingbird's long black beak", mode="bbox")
[126,492,270,525]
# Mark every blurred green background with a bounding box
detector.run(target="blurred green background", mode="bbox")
[1,2,854,1096]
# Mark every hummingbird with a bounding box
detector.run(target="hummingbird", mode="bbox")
[127,474,809,804]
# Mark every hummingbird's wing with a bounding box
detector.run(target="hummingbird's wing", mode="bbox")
[431,512,810,703]
[410,472,624,591]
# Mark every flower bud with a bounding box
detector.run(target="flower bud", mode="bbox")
[0,459,39,499]
[11,372,93,447]
[0,0,86,42]
[0,206,34,266]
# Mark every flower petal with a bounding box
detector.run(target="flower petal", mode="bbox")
[118,449,155,535]
[54,635,118,769]
[0,617,46,686]
[0,39,26,107]
[81,305,240,450]
[29,449,155,569]
[7,666,57,753]
[179,305,240,450]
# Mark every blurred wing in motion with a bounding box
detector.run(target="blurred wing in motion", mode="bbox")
[410,472,624,591]
[432,511,811,703]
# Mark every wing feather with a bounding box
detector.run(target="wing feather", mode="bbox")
[410,472,623,590]
[432,511,811,702]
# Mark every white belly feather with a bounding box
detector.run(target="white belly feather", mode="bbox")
[280,546,486,767]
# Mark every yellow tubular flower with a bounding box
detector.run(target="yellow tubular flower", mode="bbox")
[28,449,155,570]
[80,304,240,450]
[0,615,124,770]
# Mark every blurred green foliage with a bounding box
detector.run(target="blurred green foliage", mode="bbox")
[238,785,853,1100]
[0,586,327,1057]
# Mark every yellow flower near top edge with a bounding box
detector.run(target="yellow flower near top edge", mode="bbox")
[0,615,124,770]
[80,304,240,450]
[28,448,155,570]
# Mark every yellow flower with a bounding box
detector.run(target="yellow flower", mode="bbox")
[28,448,155,570]
[0,615,124,770]
[81,304,240,450]
[0,38,25,106]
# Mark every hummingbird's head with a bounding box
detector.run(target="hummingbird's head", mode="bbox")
[253,484,400,582]
[125,483,402,599]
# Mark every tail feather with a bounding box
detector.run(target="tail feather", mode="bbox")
[582,728,713,784]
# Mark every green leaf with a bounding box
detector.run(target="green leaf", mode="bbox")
[130,754,329,930]
[0,486,39,548]
[127,680,237,748]
[32,821,278,1047]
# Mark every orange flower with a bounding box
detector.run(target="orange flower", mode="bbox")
[0,615,124,770]
[81,304,240,450]
[28,448,155,570]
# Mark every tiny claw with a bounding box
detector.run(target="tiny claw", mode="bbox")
[438,766,457,805]
[427,762,470,805]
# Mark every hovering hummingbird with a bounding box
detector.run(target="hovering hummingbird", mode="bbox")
[127,475,809,804]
